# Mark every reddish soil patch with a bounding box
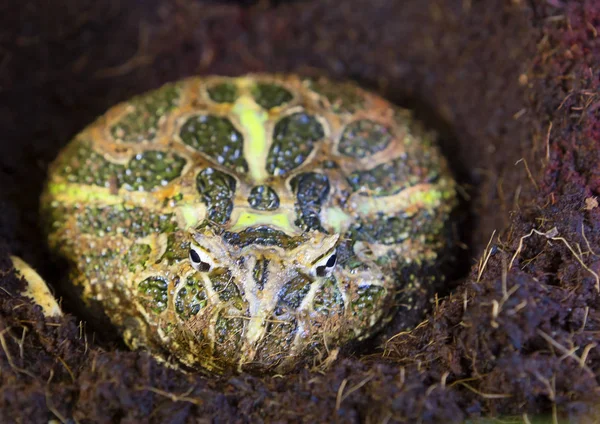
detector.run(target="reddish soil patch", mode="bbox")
[1,0,599,422]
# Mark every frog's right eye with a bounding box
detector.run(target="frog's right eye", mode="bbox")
[189,245,212,272]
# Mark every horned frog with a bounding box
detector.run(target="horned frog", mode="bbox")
[40,74,457,373]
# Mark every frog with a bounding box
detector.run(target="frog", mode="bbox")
[40,74,458,374]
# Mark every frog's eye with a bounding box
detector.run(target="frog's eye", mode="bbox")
[315,252,337,277]
[189,245,212,272]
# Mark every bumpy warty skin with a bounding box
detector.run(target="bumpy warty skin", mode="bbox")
[41,74,457,374]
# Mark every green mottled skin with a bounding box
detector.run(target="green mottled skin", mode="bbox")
[41,74,458,374]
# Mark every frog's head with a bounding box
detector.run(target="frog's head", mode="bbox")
[182,225,383,371]
[188,226,341,307]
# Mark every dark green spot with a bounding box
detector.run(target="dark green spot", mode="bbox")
[138,276,169,313]
[254,318,297,366]
[291,172,330,231]
[214,313,244,359]
[353,208,446,246]
[267,112,324,176]
[252,259,270,291]
[307,78,364,114]
[222,226,304,249]
[43,202,71,235]
[110,83,181,142]
[277,274,312,311]
[122,151,187,191]
[159,233,189,264]
[77,206,177,238]
[248,185,280,211]
[352,214,411,245]
[207,82,238,103]
[351,285,385,320]
[57,141,123,188]
[180,115,247,172]
[338,120,392,158]
[210,269,244,310]
[196,168,236,225]
[81,249,118,277]
[313,278,344,316]
[252,83,293,109]
[125,243,152,272]
[347,156,439,197]
[57,141,186,191]
[335,239,367,271]
[175,276,208,319]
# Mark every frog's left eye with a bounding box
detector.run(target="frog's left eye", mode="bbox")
[315,252,337,277]
[189,245,212,272]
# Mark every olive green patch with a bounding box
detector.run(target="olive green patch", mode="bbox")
[277,274,312,312]
[57,141,124,188]
[307,78,364,114]
[138,276,169,313]
[122,151,187,192]
[180,115,247,172]
[81,248,118,277]
[175,276,208,319]
[267,112,324,176]
[347,156,439,197]
[125,243,152,272]
[251,83,293,109]
[110,82,181,143]
[248,185,280,211]
[313,278,344,316]
[351,285,385,321]
[56,141,186,191]
[43,201,71,235]
[196,168,236,225]
[77,205,177,238]
[338,119,392,158]
[207,82,238,103]
[291,172,330,231]
[210,268,244,310]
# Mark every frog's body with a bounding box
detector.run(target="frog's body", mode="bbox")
[41,74,457,373]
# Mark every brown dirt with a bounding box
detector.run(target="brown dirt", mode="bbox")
[1,0,599,422]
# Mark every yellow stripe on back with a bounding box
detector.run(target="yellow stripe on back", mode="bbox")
[232,95,270,183]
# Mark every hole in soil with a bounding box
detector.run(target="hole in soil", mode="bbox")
[23,67,514,371]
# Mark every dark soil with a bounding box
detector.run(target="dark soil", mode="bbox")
[1,0,599,422]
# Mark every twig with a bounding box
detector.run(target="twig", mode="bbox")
[581,223,598,256]
[46,369,69,424]
[0,328,37,379]
[477,230,496,282]
[136,385,202,406]
[509,228,599,291]
[335,378,348,411]
[537,330,594,377]
[335,375,374,410]
[457,382,512,399]
[515,158,539,191]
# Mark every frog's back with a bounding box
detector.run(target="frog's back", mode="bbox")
[42,74,457,373]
